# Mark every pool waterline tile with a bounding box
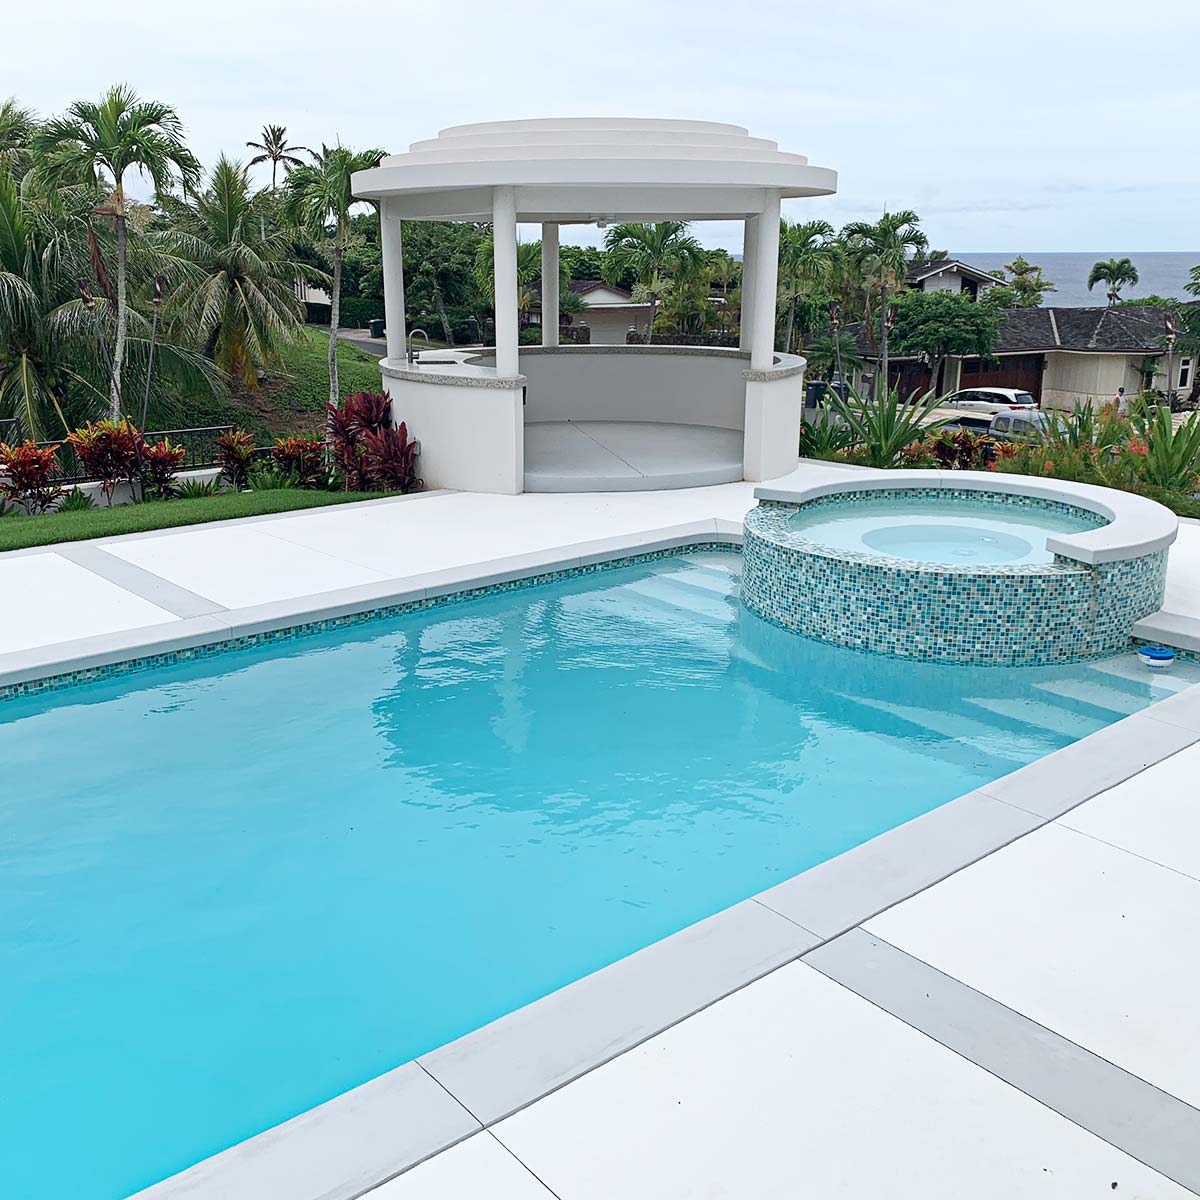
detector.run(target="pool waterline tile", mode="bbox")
[0,539,742,702]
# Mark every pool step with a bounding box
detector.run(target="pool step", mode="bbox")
[851,697,1060,764]
[962,695,1099,741]
[1081,654,1200,694]
[621,575,739,625]
[655,566,740,598]
[1031,678,1147,720]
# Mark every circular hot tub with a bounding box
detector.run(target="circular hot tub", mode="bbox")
[741,473,1177,665]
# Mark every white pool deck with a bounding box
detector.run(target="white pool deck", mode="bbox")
[6,463,1200,1199]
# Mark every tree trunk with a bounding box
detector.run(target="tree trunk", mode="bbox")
[785,297,796,355]
[929,353,944,399]
[647,296,656,344]
[328,244,342,408]
[878,281,889,401]
[433,283,454,346]
[110,202,128,420]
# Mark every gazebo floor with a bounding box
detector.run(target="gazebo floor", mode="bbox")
[524,421,743,493]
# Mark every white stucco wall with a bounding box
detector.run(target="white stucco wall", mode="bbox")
[382,371,524,493]
[581,307,646,345]
[744,372,805,481]
[920,272,961,295]
[1041,352,1145,411]
[508,347,748,429]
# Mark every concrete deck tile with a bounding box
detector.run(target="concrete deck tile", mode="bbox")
[364,1133,554,1200]
[491,963,1191,1200]
[866,821,1200,1107]
[1056,741,1200,881]
[807,929,1200,1194]
[0,552,177,655]
[56,542,228,617]
[103,524,388,608]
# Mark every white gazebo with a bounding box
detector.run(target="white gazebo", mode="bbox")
[351,119,837,494]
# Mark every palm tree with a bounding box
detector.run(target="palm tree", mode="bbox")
[0,98,38,178]
[1001,255,1056,307]
[1183,264,1200,298]
[162,156,322,387]
[0,168,212,438]
[841,210,927,397]
[33,85,201,419]
[1087,257,1139,305]
[602,221,703,343]
[246,124,309,192]
[283,143,385,405]
[805,329,864,381]
[777,218,836,353]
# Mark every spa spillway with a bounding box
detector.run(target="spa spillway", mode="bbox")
[741,471,1178,666]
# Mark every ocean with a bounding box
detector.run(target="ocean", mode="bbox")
[953,252,1198,307]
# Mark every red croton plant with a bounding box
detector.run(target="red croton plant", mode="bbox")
[269,437,326,488]
[65,418,142,506]
[0,441,63,513]
[327,392,421,493]
[140,438,187,500]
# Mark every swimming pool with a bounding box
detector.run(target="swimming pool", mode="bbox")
[2,549,1194,1199]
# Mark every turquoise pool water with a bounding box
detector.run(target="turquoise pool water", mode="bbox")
[2,550,1194,1199]
[787,494,1101,565]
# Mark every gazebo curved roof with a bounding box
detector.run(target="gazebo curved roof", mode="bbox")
[351,118,836,222]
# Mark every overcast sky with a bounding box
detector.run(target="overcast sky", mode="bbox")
[8,0,1198,254]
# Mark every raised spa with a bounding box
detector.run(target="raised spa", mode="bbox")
[743,473,1178,665]
[787,493,1102,567]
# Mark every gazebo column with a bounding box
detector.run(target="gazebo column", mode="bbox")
[492,186,520,376]
[379,198,406,364]
[541,222,559,347]
[739,215,758,352]
[749,191,780,368]
[743,190,800,482]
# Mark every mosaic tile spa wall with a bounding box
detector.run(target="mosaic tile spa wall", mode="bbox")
[742,495,1167,666]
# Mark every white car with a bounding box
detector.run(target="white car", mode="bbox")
[942,386,1039,413]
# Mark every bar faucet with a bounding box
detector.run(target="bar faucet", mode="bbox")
[407,329,431,364]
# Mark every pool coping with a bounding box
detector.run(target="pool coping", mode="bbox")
[753,469,1179,566]
[27,524,1197,1199]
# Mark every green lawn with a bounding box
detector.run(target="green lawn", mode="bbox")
[146,328,383,440]
[0,489,391,553]
[264,328,384,426]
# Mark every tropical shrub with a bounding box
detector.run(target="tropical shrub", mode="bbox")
[1130,406,1200,492]
[139,438,187,500]
[57,486,96,512]
[928,429,994,470]
[270,436,325,489]
[328,391,396,490]
[176,477,223,500]
[245,462,298,491]
[830,386,947,469]
[798,417,856,459]
[65,419,142,505]
[1044,402,1125,451]
[216,428,256,490]
[361,422,422,493]
[0,441,63,513]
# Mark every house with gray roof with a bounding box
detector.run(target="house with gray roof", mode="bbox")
[905,258,1003,302]
[854,302,1194,410]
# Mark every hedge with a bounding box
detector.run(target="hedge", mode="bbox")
[304,296,386,329]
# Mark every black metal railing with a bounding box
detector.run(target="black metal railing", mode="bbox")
[29,425,234,484]
[0,417,23,445]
